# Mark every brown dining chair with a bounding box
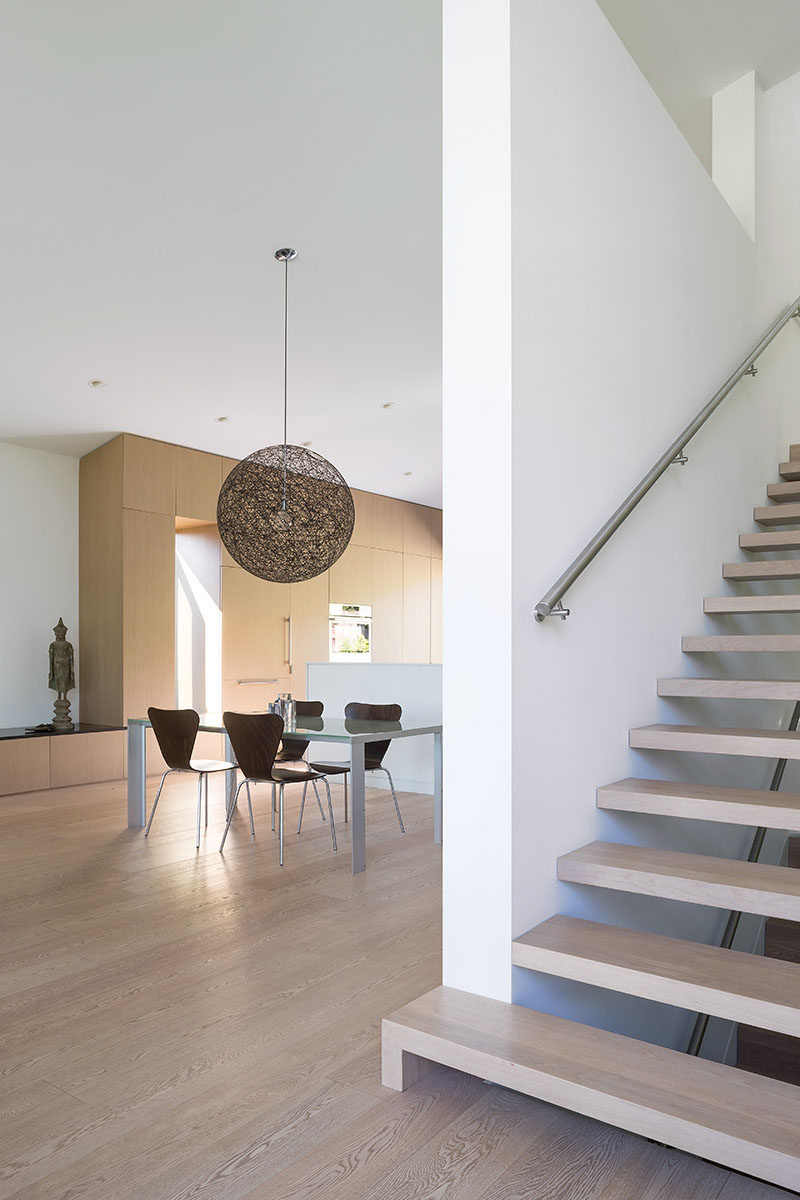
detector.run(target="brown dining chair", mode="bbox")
[273,699,329,826]
[144,707,236,849]
[310,701,404,833]
[220,711,337,865]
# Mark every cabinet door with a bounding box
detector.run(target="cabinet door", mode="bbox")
[372,549,403,662]
[222,566,290,683]
[289,572,330,697]
[402,554,431,663]
[329,544,372,605]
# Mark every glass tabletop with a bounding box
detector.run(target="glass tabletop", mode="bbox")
[128,714,441,743]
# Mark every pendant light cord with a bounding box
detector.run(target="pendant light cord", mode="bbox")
[282,255,289,511]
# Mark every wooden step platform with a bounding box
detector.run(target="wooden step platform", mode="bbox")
[737,1025,800,1087]
[723,560,800,581]
[512,915,800,1036]
[557,841,800,920]
[767,480,800,504]
[657,676,800,700]
[754,501,800,526]
[630,722,800,760]
[739,530,800,551]
[767,481,800,503]
[683,634,800,651]
[381,985,800,1191]
[704,594,800,613]
[779,459,800,481]
[597,776,800,829]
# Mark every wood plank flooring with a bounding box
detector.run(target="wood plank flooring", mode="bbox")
[0,778,790,1198]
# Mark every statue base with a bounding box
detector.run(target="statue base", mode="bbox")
[52,696,74,732]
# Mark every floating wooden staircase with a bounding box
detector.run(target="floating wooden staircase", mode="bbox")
[383,447,800,1190]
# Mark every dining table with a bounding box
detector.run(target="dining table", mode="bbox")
[126,713,442,873]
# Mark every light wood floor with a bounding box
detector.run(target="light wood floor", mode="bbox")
[0,777,791,1199]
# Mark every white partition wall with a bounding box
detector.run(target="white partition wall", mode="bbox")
[306,662,442,794]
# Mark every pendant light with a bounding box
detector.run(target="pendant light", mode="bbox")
[217,249,355,583]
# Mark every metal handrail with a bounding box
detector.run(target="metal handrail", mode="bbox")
[534,297,800,622]
[686,700,800,1058]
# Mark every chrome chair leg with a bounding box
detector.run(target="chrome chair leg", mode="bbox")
[322,776,337,853]
[219,779,247,851]
[271,782,276,831]
[204,773,209,827]
[246,781,255,837]
[297,781,307,834]
[279,783,285,866]
[144,769,172,836]
[344,774,348,823]
[196,774,204,848]
[312,779,326,821]
[378,765,404,832]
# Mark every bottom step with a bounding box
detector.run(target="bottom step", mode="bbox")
[382,986,800,1191]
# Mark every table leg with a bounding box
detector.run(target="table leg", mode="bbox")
[434,731,443,845]
[127,723,146,827]
[350,741,366,874]
[224,731,238,813]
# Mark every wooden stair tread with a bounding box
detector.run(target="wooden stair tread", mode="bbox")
[658,677,800,699]
[630,722,800,761]
[557,840,800,919]
[512,915,800,1036]
[754,501,800,525]
[704,594,800,613]
[739,530,800,550]
[683,634,800,651]
[723,560,800,581]
[382,985,800,1190]
[597,776,800,829]
[779,460,800,481]
[767,481,800,502]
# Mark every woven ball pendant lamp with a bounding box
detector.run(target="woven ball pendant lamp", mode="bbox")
[217,249,354,583]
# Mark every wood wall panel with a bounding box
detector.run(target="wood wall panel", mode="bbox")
[79,437,124,724]
[430,556,442,663]
[428,508,442,559]
[402,554,431,663]
[372,494,404,552]
[176,448,222,522]
[0,739,50,796]
[50,731,124,788]
[221,567,290,682]
[290,573,330,695]
[403,503,431,557]
[372,550,404,663]
[123,435,176,515]
[220,458,240,566]
[329,544,373,605]
[351,490,374,548]
[123,510,176,719]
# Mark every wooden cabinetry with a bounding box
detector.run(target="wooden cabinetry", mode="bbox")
[402,555,432,663]
[290,573,330,696]
[221,566,290,682]
[430,557,443,663]
[372,549,404,662]
[176,447,222,521]
[329,544,373,605]
[123,434,176,514]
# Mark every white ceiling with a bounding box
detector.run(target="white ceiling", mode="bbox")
[597,0,800,168]
[0,1,442,505]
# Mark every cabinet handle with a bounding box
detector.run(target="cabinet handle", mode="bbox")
[287,616,293,673]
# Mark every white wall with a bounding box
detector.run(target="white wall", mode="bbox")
[442,0,514,1000]
[443,0,800,1045]
[0,442,79,727]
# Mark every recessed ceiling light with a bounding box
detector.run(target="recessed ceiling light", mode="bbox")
[402,471,413,477]
[88,379,105,388]
[301,440,313,447]
[382,402,394,409]
[215,416,230,422]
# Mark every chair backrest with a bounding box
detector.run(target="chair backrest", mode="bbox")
[344,702,402,765]
[279,699,323,759]
[147,707,199,770]
[223,712,284,781]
